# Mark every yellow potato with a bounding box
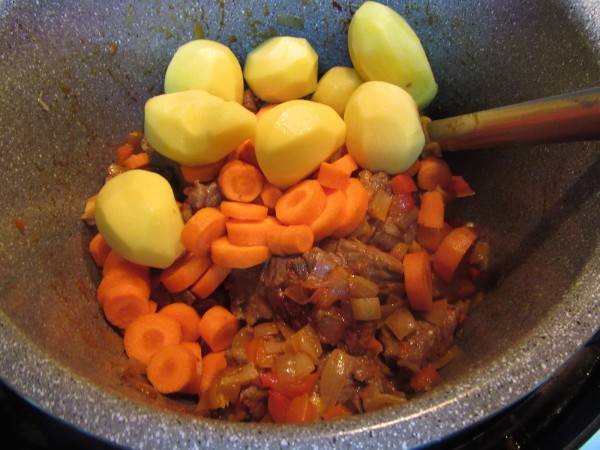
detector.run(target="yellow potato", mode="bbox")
[95,170,185,269]
[348,1,438,109]
[312,66,363,117]
[255,100,346,189]
[164,39,244,103]
[344,81,425,174]
[243,36,318,103]
[144,90,256,166]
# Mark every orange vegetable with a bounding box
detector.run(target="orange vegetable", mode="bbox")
[123,313,183,365]
[190,264,232,299]
[331,178,369,237]
[331,153,358,176]
[260,372,319,399]
[159,252,212,293]
[433,226,478,282]
[101,283,152,329]
[285,393,319,423]
[89,233,111,267]
[417,156,451,191]
[122,152,149,169]
[226,216,279,247]
[417,191,445,229]
[310,189,346,241]
[210,236,271,269]
[317,161,350,190]
[275,179,327,226]
[199,351,228,394]
[146,343,198,394]
[259,182,283,209]
[198,305,240,352]
[115,143,134,165]
[417,223,452,253]
[97,264,151,306]
[322,404,352,420]
[220,201,268,221]
[159,303,202,342]
[403,251,433,312]
[268,390,291,424]
[446,175,475,197]
[181,158,226,183]
[402,158,421,177]
[256,103,277,120]
[234,137,259,167]
[266,224,314,256]
[410,364,439,393]
[217,159,264,202]
[389,173,417,194]
[180,207,227,256]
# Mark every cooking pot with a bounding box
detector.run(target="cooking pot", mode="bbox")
[0,0,598,448]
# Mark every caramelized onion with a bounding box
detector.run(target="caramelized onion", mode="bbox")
[348,275,379,298]
[273,353,315,383]
[350,297,382,321]
[385,307,416,340]
[319,349,351,411]
[285,324,323,364]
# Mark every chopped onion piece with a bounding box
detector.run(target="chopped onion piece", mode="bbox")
[351,297,382,321]
[369,189,393,221]
[423,299,448,326]
[263,339,285,355]
[254,322,280,339]
[348,275,379,298]
[284,284,312,305]
[385,307,416,340]
[273,353,315,383]
[319,349,351,411]
[285,324,323,364]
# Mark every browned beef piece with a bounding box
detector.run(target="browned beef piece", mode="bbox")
[238,385,268,421]
[380,305,461,369]
[184,181,223,213]
[333,238,403,283]
[359,170,392,199]
[226,266,273,326]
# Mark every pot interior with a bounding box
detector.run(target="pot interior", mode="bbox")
[0,0,599,448]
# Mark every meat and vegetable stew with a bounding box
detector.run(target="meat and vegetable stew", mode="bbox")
[82,1,489,423]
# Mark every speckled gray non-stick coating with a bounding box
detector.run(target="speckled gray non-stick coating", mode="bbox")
[0,1,598,448]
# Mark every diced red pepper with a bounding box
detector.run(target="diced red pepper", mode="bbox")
[284,393,319,424]
[410,364,439,393]
[267,390,291,423]
[260,372,319,398]
[390,173,418,194]
[445,175,475,197]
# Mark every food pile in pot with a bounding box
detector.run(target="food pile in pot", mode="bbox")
[82,1,489,423]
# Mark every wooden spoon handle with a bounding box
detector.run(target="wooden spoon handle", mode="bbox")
[427,87,600,151]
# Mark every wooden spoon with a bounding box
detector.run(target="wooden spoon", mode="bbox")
[427,87,600,151]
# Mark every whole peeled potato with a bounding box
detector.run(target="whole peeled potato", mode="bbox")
[348,1,438,109]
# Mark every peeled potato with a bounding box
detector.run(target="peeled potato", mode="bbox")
[255,100,346,189]
[348,1,438,109]
[344,81,425,174]
[95,170,185,269]
[164,39,244,103]
[243,36,318,103]
[312,66,363,117]
[144,90,256,166]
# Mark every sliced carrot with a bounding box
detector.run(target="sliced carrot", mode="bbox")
[198,305,240,352]
[89,233,111,267]
[317,161,350,190]
[123,313,183,365]
[226,216,279,247]
[234,137,259,167]
[322,404,352,420]
[403,251,433,312]
[159,252,212,293]
[217,159,264,202]
[259,182,283,209]
[97,267,151,307]
[285,393,319,424]
[275,179,327,226]
[146,343,198,394]
[268,390,291,424]
[417,156,452,191]
[389,173,418,194]
[331,153,358,176]
[433,226,478,282]
[220,201,268,221]
[102,283,152,329]
[310,189,346,241]
[115,143,134,165]
[190,264,232,299]
[331,178,369,238]
[417,223,452,253]
[256,103,277,120]
[418,191,445,229]
[122,152,149,169]
[199,351,228,394]
[211,236,271,269]
[159,303,202,342]
[181,158,226,183]
[181,341,202,360]
[402,158,421,177]
[267,225,314,256]
[180,207,227,256]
